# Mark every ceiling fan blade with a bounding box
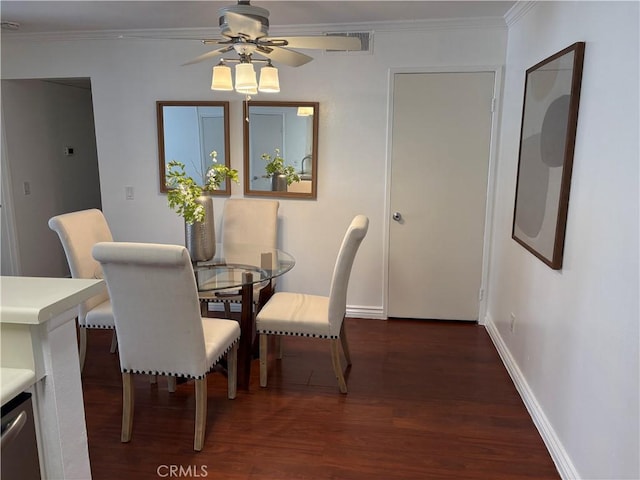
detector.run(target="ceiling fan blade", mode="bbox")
[202,38,231,46]
[225,11,263,39]
[257,46,314,68]
[118,34,218,41]
[182,46,232,66]
[271,35,362,51]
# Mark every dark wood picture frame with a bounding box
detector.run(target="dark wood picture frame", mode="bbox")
[512,42,585,269]
[157,101,231,195]
[243,101,319,199]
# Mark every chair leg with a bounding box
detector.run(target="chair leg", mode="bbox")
[259,334,268,387]
[121,373,134,442]
[109,330,118,353]
[339,322,352,366]
[227,343,238,400]
[224,301,232,318]
[194,377,207,451]
[78,326,88,372]
[330,339,348,394]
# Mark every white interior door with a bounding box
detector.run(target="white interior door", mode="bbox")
[388,71,494,320]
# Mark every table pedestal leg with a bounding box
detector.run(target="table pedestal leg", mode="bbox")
[237,272,253,390]
[200,299,209,317]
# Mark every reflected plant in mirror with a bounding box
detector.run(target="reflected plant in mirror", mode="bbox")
[261,148,300,192]
[244,101,318,199]
[157,101,232,195]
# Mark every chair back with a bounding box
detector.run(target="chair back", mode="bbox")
[92,242,208,378]
[48,208,113,315]
[222,199,279,248]
[328,215,369,335]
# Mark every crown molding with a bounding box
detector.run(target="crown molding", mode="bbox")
[504,1,537,27]
[0,16,507,43]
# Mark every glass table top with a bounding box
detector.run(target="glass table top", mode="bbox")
[193,243,295,292]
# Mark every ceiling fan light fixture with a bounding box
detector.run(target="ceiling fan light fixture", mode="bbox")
[258,63,280,93]
[235,62,258,93]
[211,62,233,91]
[240,85,258,95]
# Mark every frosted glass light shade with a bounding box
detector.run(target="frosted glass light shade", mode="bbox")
[258,65,280,93]
[211,64,233,91]
[235,63,257,93]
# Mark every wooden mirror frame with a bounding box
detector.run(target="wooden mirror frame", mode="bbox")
[243,101,318,199]
[157,100,231,195]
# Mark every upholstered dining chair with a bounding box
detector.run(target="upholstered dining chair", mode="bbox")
[204,198,280,316]
[92,242,240,451]
[48,208,116,371]
[255,215,369,394]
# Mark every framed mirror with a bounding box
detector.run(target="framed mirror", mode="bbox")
[243,101,318,199]
[157,101,231,195]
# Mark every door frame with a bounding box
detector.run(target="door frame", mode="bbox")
[1,105,20,276]
[383,66,504,324]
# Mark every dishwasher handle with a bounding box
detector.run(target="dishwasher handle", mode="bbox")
[1,411,27,449]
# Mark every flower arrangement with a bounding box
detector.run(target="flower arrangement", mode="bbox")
[261,148,300,186]
[166,151,238,224]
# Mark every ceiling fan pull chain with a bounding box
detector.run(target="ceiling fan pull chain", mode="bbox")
[245,96,252,122]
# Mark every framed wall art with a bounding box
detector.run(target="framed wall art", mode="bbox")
[512,42,585,270]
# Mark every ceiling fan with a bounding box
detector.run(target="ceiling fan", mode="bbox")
[182,0,362,68]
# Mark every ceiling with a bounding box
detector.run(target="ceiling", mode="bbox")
[1,1,515,35]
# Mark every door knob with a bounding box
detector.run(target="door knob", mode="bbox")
[392,212,402,222]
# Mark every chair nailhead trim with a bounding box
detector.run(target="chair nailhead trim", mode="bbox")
[200,299,256,305]
[256,329,338,339]
[82,325,115,329]
[121,338,239,380]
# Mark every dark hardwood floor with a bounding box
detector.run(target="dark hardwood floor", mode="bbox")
[81,318,559,479]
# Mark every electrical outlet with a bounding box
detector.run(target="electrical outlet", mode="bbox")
[509,312,516,333]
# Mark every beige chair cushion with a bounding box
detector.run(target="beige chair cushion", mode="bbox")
[93,242,240,379]
[210,198,280,304]
[48,208,114,328]
[256,293,333,338]
[255,215,369,394]
[84,299,114,329]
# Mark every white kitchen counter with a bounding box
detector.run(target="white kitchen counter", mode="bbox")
[1,275,104,480]
[0,276,104,326]
[1,367,36,406]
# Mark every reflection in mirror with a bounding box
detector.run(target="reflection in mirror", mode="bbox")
[244,101,318,199]
[157,101,231,195]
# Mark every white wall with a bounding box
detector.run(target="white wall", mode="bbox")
[487,2,639,478]
[2,3,638,478]
[1,79,102,276]
[0,20,507,314]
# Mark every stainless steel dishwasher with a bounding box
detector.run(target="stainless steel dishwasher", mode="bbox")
[1,392,41,480]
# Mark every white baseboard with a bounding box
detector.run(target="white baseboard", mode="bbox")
[347,305,385,320]
[483,314,579,480]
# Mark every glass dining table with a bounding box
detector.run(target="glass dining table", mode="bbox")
[193,244,295,389]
